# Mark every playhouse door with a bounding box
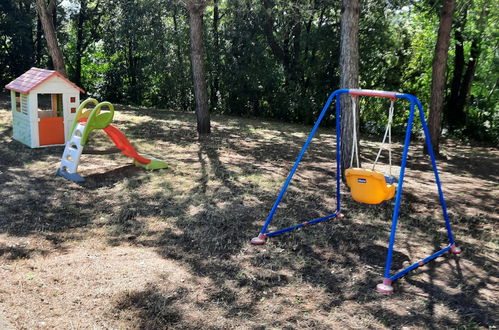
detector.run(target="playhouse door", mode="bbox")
[37,93,65,146]
[39,117,65,145]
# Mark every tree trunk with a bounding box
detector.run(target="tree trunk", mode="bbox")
[35,0,67,76]
[427,0,455,156]
[187,0,211,135]
[454,7,488,127]
[455,38,479,118]
[172,7,188,110]
[210,0,220,111]
[339,0,360,181]
[35,16,43,66]
[262,0,291,71]
[74,0,87,88]
[446,26,466,130]
[261,0,303,82]
[127,38,139,104]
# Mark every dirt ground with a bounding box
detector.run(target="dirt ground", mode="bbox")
[0,95,497,329]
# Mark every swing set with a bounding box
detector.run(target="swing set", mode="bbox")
[251,89,461,294]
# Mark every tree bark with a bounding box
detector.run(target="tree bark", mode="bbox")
[36,16,43,66]
[262,0,291,71]
[455,38,479,117]
[446,25,466,130]
[173,7,188,110]
[261,0,304,82]
[74,0,87,88]
[427,0,455,156]
[127,37,139,103]
[339,0,360,181]
[187,0,211,134]
[210,0,220,111]
[454,7,487,128]
[35,0,67,76]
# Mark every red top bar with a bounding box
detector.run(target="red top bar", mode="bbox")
[348,89,398,98]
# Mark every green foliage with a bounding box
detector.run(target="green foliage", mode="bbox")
[459,0,498,143]
[1,0,496,143]
[0,0,36,85]
[70,0,193,108]
[400,6,438,109]
[359,0,416,132]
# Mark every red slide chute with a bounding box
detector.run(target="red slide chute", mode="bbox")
[102,125,151,165]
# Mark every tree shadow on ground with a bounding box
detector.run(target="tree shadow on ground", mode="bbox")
[83,165,144,189]
[0,104,496,328]
[106,113,497,328]
[108,132,447,328]
[0,243,50,260]
[368,234,497,328]
[113,284,186,329]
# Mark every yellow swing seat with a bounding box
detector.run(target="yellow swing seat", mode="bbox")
[345,168,396,205]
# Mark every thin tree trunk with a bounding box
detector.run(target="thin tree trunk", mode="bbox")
[455,38,479,118]
[427,0,455,156]
[127,38,139,103]
[210,0,220,111]
[446,26,466,130]
[261,0,304,84]
[187,0,210,134]
[455,7,487,126]
[339,0,360,181]
[74,0,86,88]
[173,7,188,110]
[36,16,43,66]
[262,0,291,71]
[36,0,67,76]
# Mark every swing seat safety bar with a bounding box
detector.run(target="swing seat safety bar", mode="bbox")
[251,88,461,294]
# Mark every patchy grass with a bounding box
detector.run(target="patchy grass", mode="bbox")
[0,95,497,329]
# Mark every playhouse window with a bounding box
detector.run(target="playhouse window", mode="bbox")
[20,94,28,115]
[37,94,63,118]
[15,92,21,112]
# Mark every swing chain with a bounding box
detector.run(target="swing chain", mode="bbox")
[350,96,360,168]
[372,99,395,176]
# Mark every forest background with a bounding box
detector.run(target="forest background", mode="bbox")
[0,0,497,143]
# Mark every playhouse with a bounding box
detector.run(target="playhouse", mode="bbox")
[5,67,84,148]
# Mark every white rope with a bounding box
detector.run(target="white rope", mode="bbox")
[389,102,392,176]
[349,96,360,168]
[372,99,395,176]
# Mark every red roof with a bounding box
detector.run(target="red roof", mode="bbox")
[4,67,84,94]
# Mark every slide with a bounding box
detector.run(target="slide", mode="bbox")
[103,124,151,164]
[102,124,168,170]
[58,100,167,183]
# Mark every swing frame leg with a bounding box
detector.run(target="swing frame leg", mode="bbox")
[251,91,345,244]
[376,96,461,294]
[250,89,461,294]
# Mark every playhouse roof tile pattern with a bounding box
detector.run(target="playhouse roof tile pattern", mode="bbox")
[5,67,84,94]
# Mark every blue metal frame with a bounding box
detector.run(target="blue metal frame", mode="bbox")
[258,89,347,237]
[253,89,459,285]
